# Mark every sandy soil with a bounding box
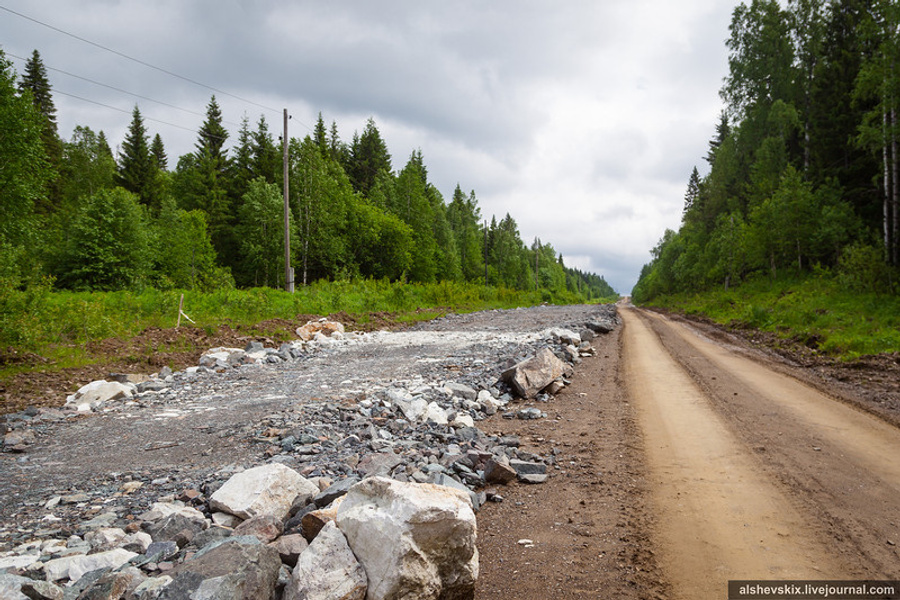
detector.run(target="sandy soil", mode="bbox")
[622,306,900,597]
[476,306,900,599]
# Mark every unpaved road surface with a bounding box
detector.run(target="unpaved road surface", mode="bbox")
[2,303,899,599]
[620,306,900,598]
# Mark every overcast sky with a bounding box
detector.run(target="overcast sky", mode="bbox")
[1,0,738,293]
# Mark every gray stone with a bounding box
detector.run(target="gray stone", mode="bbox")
[444,382,477,402]
[336,477,478,600]
[283,522,367,600]
[517,407,546,420]
[313,476,360,508]
[483,457,517,484]
[160,537,280,600]
[500,347,572,399]
[509,459,547,476]
[143,511,208,544]
[519,473,549,484]
[0,574,63,600]
[355,452,402,478]
[209,463,319,521]
[586,319,615,334]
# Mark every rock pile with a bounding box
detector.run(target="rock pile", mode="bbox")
[0,306,620,599]
[0,467,477,600]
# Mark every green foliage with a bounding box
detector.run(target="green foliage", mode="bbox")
[116,106,161,209]
[837,241,894,294]
[237,177,294,288]
[2,51,614,303]
[54,188,151,291]
[153,197,232,291]
[635,0,896,315]
[641,273,900,360]
[0,49,51,286]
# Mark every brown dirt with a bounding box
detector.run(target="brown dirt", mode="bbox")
[0,312,409,416]
[475,325,669,599]
[622,306,900,598]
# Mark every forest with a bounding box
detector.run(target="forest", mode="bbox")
[0,47,615,301]
[633,0,900,302]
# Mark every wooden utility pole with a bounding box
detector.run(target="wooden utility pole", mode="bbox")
[483,220,488,284]
[283,109,293,292]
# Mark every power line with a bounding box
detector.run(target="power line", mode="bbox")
[6,51,242,128]
[0,3,282,116]
[53,89,207,136]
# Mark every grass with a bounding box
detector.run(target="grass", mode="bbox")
[0,278,614,379]
[639,274,900,360]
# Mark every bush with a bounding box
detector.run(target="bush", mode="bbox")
[837,242,893,294]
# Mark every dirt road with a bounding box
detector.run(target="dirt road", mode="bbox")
[621,306,900,597]
[477,305,900,599]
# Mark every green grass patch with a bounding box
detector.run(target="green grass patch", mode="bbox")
[0,279,610,376]
[639,274,900,360]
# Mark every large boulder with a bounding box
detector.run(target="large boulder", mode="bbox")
[65,380,135,412]
[284,521,367,600]
[335,477,478,600]
[209,463,319,520]
[159,536,281,600]
[499,347,572,399]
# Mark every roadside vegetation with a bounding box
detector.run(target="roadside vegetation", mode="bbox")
[641,272,900,360]
[633,1,900,361]
[0,279,616,380]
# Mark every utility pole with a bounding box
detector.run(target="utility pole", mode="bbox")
[483,220,488,285]
[283,109,293,292]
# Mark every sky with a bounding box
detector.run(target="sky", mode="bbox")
[0,1,738,293]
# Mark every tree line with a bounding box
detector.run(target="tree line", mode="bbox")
[633,0,899,301]
[0,48,615,301]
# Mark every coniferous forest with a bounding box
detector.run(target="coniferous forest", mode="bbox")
[633,0,900,302]
[0,48,615,301]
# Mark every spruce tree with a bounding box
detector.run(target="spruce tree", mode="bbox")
[18,49,61,211]
[150,133,167,171]
[196,95,228,164]
[348,118,392,197]
[117,106,157,208]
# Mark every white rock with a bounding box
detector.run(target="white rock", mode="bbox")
[65,380,135,410]
[43,548,137,582]
[84,527,127,550]
[546,327,582,346]
[0,553,41,571]
[140,501,207,524]
[424,402,449,426]
[284,522,367,600]
[500,347,572,399]
[133,575,172,597]
[211,511,243,528]
[335,477,478,600]
[209,463,319,520]
[451,413,475,428]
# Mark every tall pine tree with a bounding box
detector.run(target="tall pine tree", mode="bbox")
[18,49,61,212]
[116,106,158,209]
